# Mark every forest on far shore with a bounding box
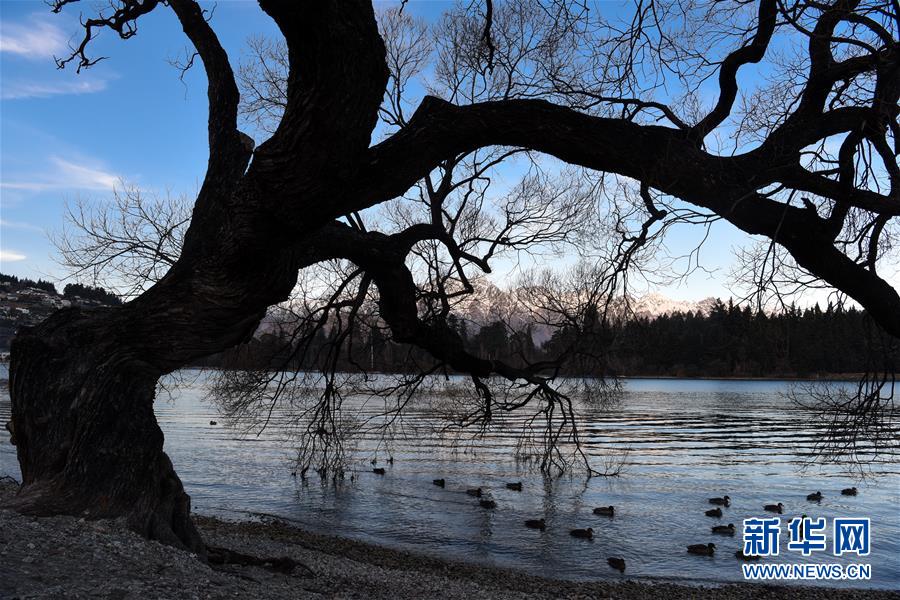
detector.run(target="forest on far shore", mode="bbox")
[209,299,897,379]
[3,271,893,377]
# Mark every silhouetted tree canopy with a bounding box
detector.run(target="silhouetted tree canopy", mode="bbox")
[7,0,898,555]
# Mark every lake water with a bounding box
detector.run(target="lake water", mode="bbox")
[1,367,898,590]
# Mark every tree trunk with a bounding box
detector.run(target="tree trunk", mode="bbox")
[6,307,205,555]
[3,0,389,555]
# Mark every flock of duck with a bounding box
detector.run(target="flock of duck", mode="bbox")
[376,467,861,573]
[694,487,860,561]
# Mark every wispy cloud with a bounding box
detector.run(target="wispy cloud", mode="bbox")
[1,78,108,100]
[1,15,111,100]
[0,16,68,59]
[52,157,119,190]
[1,156,120,193]
[0,250,27,263]
[0,219,44,233]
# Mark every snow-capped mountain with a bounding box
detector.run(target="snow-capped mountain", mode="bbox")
[452,285,719,346]
[259,282,720,346]
[629,292,718,319]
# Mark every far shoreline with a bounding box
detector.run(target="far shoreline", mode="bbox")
[0,361,868,383]
[620,373,865,381]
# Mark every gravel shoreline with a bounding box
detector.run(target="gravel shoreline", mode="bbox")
[2,480,897,599]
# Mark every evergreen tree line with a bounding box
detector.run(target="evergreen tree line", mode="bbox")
[211,299,896,378]
[603,300,893,377]
[0,273,58,295]
[0,274,121,306]
[59,283,122,305]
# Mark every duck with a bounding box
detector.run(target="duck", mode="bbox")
[792,514,808,540]
[570,528,594,540]
[705,507,722,518]
[735,550,761,561]
[506,482,523,491]
[806,491,823,501]
[479,499,497,509]
[841,487,858,496]
[764,502,784,514]
[209,420,218,426]
[373,467,386,475]
[466,487,483,497]
[712,523,736,535]
[524,518,546,530]
[687,543,716,556]
[593,506,615,516]
[607,557,626,572]
[708,495,730,506]
[433,478,445,488]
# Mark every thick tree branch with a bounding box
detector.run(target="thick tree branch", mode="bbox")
[168,0,251,187]
[690,0,778,141]
[359,95,900,337]
[249,0,389,204]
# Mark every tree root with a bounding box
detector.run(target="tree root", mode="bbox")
[206,545,315,577]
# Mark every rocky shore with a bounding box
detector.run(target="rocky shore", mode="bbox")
[1,479,896,600]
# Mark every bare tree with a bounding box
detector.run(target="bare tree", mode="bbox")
[7,0,898,558]
[53,185,191,299]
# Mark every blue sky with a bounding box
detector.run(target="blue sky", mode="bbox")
[0,0,859,303]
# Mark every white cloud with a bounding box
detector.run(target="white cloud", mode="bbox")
[1,78,108,100]
[0,250,27,263]
[52,157,119,190]
[0,219,43,233]
[1,156,120,192]
[0,17,68,59]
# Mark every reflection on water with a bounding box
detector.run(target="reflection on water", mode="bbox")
[1,369,897,589]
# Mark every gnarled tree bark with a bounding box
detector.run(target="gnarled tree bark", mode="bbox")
[8,0,389,551]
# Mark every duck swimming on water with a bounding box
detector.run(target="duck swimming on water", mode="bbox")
[791,514,808,540]
[687,543,716,556]
[373,467,386,475]
[466,487,483,497]
[806,491,823,501]
[708,495,730,506]
[764,502,784,513]
[433,478,445,487]
[525,518,546,530]
[841,487,858,496]
[593,506,615,516]
[506,482,523,491]
[570,528,594,540]
[607,557,626,572]
[712,524,736,535]
[705,507,722,518]
[479,499,497,509]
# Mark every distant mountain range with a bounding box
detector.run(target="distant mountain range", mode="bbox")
[455,286,719,345]
[629,292,719,319]
[257,284,721,347]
